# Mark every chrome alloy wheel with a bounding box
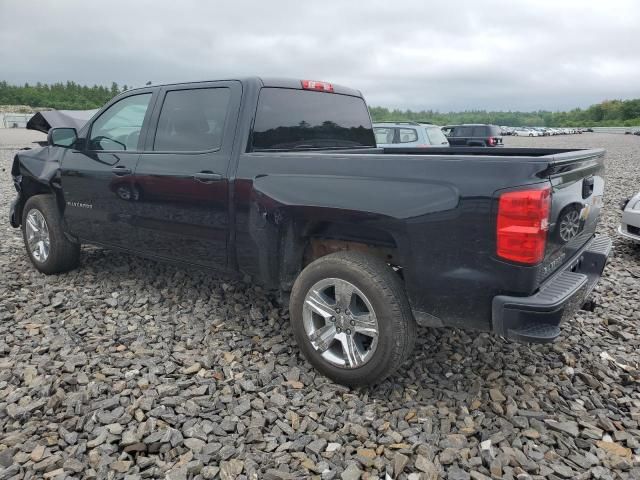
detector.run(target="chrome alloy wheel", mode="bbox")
[302,278,379,369]
[559,209,581,242]
[25,209,50,263]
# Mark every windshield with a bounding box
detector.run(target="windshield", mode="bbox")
[252,88,376,151]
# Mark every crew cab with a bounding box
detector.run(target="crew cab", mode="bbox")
[10,77,611,385]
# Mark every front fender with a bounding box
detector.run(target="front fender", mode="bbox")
[10,147,65,227]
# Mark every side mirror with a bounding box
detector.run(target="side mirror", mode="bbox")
[48,127,78,147]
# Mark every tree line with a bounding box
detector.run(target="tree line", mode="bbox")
[370,98,640,127]
[1,80,639,126]
[0,81,130,110]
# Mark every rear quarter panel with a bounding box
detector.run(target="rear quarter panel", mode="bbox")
[233,151,556,330]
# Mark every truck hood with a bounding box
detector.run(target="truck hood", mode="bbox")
[26,109,98,134]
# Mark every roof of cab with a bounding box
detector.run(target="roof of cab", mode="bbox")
[123,77,363,98]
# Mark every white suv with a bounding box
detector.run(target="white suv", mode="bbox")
[373,122,450,148]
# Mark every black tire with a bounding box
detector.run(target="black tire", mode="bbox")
[289,251,416,386]
[21,195,80,274]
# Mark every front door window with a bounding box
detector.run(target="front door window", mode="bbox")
[89,94,152,151]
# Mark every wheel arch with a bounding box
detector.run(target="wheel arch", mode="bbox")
[277,217,404,297]
[11,154,64,228]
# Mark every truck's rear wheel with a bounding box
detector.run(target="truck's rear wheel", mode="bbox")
[22,195,80,274]
[290,251,416,386]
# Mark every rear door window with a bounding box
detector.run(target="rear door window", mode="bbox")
[153,87,231,152]
[252,88,376,150]
[471,126,487,137]
[454,126,473,137]
[374,127,395,144]
[398,128,418,143]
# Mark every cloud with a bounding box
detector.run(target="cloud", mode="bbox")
[1,0,639,111]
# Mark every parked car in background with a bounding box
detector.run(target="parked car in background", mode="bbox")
[634,130,640,136]
[619,192,640,242]
[441,125,455,137]
[445,124,503,147]
[513,128,541,137]
[373,121,449,148]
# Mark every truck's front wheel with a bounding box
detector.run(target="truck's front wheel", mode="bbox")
[22,195,80,274]
[290,251,416,386]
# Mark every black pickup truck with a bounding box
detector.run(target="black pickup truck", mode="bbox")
[10,77,611,385]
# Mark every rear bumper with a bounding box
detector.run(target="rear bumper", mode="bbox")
[492,235,611,343]
[618,224,640,242]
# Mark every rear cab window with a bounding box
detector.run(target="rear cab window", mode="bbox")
[251,88,376,151]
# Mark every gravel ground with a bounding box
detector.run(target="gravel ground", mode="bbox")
[0,131,639,480]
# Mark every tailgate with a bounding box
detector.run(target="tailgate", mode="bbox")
[539,149,605,282]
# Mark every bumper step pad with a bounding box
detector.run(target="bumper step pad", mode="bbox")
[492,235,611,343]
[506,323,561,343]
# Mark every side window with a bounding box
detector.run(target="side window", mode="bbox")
[374,127,394,144]
[398,128,418,143]
[455,126,472,137]
[154,88,231,152]
[89,94,152,151]
[471,126,486,137]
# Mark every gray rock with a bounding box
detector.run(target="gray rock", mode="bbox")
[166,465,188,480]
[415,455,438,477]
[202,466,220,480]
[340,463,362,480]
[63,458,84,473]
[545,419,580,437]
[306,438,328,456]
[0,448,14,468]
[220,459,244,480]
[447,466,471,480]
[184,437,206,453]
[394,452,409,477]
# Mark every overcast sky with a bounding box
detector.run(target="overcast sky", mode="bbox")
[1,0,639,112]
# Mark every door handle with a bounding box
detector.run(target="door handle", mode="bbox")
[193,171,223,183]
[112,166,132,176]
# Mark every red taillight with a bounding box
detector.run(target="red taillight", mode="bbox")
[301,80,334,93]
[497,186,551,265]
[488,136,496,146]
